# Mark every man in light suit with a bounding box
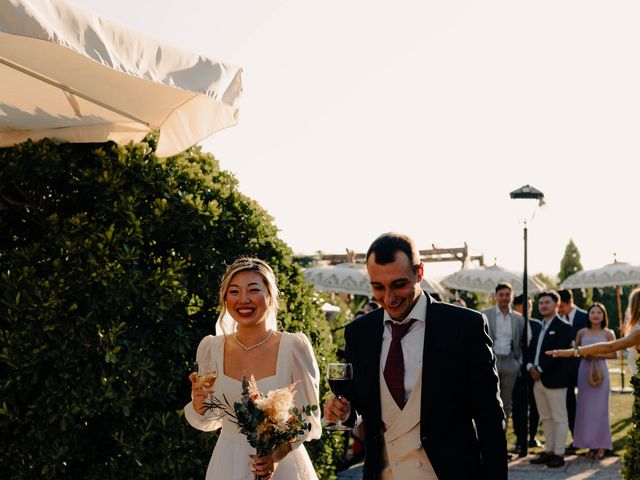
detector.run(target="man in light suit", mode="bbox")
[557,288,588,446]
[324,232,507,480]
[481,282,525,426]
[526,290,572,468]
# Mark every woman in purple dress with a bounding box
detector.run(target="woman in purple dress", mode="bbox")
[573,303,617,459]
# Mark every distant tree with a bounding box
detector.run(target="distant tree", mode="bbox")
[558,239,589,307]
[534,272,557,290]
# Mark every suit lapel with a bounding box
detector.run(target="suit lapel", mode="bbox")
[421,293,434,423]
[510,312,519,355]
[487,309,496,342]
[542,317,559,348]
[366,310,384,425]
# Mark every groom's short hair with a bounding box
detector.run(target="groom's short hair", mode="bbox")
[366,232,421,273]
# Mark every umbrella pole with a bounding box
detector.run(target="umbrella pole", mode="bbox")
[614,285,632,393]
[612,285,632,393]
[617,286,624,390]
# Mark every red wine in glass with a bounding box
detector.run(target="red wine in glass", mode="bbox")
[328,378,350,397]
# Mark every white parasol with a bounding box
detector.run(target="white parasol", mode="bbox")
[442,264,546,296]
[303,262,448,298]
[303,263,371,297]
[560,261,640,289]
[0,0,242,157]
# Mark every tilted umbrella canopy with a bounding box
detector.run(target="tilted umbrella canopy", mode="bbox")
[303,263,448,297]
[560,262,640,289]
[303,263,371,297]
[0,0,242,157]
[419,277,448,298]
[442,264,546,296]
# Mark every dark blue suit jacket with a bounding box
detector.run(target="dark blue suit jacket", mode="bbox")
[570,308,588,340]
[569,308,588,375]
[526,316,572,388]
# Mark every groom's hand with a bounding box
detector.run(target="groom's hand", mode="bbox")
[324,395,350,422]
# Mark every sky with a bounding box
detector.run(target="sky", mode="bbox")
[73,0,640,279]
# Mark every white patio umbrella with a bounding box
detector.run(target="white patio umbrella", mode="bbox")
[560,261,640,289]
[303,263,448,298]
[442,264,546,296]
[303,263,371,297]
[419,277,449,298]
[560,260,640,393]
[0,0,242,157]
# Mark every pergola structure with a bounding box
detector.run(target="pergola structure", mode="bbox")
[299,243,485,267]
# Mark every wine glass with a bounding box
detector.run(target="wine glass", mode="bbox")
[326,362,353,431]
[195,359,217,418]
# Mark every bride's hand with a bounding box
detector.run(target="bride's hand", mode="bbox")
[189,372,214,415]
[250,443,292,479]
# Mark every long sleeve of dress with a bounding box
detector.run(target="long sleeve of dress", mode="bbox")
[289,332,322,444]
[184,334,223,432]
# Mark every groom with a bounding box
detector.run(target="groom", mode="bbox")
[324,232,507,480]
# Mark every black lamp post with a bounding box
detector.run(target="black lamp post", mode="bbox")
[510,184,545,456]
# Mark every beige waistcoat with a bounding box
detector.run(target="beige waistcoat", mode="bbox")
[379,367,438,480]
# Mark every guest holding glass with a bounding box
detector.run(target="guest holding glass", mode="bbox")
[324,232,507,480]
[572,303,616,459]
[185,258,321,480]
[548,288,640,360]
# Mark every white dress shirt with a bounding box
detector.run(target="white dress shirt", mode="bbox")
[493,306,513,356]
[380,292,426,404]
[528,317,553,371]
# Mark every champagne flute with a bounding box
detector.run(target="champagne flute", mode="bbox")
[326,362,353,431]
[195,359,217,418]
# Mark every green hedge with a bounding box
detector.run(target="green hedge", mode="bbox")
[0,138,343,479]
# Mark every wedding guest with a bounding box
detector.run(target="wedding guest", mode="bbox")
[451,297,467,307]
[324,232,507,480]
[511,294,542,453]
[572,303,616,459]
[363,301,380,314]
[548,288,640,382]
[526,291,572,468]
[185,258,321,480]
[549,288,640,355]
[558,288,588,447]
[481,283,525,426]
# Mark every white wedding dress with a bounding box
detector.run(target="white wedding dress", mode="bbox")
[185,332,321,480]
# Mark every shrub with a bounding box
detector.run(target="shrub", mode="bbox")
[623,362,640,479]
[0,138,343,479]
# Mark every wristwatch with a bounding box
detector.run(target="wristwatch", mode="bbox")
[573,346,580,357]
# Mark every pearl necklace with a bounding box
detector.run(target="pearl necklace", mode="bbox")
[235,330,273,351]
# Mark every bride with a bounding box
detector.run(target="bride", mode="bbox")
[185,258,321,480]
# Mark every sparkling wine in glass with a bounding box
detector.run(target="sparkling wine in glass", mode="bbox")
[196,361,218,385]
[327,362,353,431]
[195,359,217,417]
